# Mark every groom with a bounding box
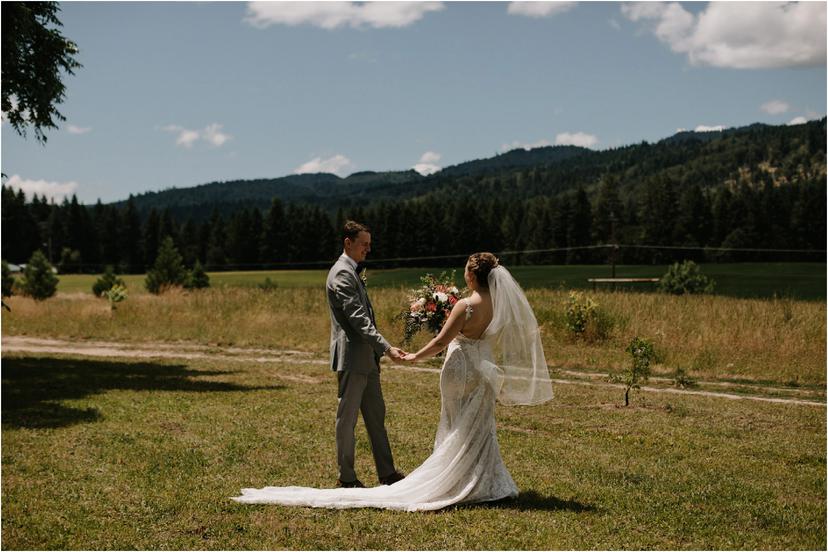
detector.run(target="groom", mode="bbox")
[326,220,406,488]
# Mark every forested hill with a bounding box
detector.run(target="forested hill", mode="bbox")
[2,118,825,270]
[110,143,591,221]
[108,119,825,222]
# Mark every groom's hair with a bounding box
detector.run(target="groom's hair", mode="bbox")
[343,220,370,241]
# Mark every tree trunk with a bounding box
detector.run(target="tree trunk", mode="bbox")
[624,386,630,406]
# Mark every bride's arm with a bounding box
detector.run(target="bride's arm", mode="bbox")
[405,301,467,361]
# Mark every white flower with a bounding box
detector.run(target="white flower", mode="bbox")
[416,297,426,306]
[450,286,459,294]
[434,292,448,303]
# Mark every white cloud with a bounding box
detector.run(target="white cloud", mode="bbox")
[788,116,808,126]
[609,18,621,31]
[161,123,232,149]
[413,151,442,175]
[555,132,598,148]
[507,2,576,18]
[203,123,231,147]
[501,138,553,152]
[294,154,353,176]
[67,124,92,135]
[245,1,444,29]
[621,1,826,69]
[5,174,78,202]
[694,124,726,132]
[760,100,790,115]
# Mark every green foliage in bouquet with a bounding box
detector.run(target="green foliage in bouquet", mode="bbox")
[92,265,126,297]
[658,260,715,295]
[20,250,58,301]
[398,271,463,345]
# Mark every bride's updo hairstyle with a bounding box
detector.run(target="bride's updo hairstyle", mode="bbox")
[467,252,499,289]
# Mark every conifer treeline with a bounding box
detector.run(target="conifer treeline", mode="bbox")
[3,175,824,273]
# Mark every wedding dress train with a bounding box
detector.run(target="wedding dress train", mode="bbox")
[233,334,517,511]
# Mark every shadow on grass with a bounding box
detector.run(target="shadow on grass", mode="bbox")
[2,356,283,430]
[455,490,597,513]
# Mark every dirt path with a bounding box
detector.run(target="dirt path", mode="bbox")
[3,336,824,408]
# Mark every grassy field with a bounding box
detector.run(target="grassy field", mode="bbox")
[1,352,824,549]
[3,269,825,548]
[50,262,827,300]
[4,286,825,387]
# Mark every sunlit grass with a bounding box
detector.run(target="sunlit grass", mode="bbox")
[1,352,824,549]
[3,284,825,386]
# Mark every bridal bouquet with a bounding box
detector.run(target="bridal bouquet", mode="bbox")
[399,271,463,344]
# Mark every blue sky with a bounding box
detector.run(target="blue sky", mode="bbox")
[2,1,826,204]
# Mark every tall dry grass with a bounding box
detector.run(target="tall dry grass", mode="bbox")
[3,287,824,385]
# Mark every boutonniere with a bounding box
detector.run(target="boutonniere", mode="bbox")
[360,267,368,286]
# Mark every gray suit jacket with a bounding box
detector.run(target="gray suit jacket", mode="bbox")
[326,255,391,374]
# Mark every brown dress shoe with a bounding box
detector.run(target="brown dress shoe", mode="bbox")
[378,471,405,486]
[336,478,365,488]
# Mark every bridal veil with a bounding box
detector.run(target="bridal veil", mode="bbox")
[484,265,554,406]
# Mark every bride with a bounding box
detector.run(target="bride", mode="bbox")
[233,252,553,511]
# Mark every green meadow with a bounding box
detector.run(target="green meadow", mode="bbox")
[3,262,825,549]
[1,353,825,550]
[52,262,826,300]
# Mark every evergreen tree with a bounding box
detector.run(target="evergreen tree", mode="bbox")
[593,175,622,244]
[2,259,15,300]
[97,202,120,266]
[145,237,187,294]
[185,260,210,289]
[120,196,143,273]
[567,187,593,263]
[261,199,288,264]
[205,209,227,269]
[20,250,58,300]
[675,184,710,247]
[92,265,125,296]
[143,208,161,267]
[179,219,200,266]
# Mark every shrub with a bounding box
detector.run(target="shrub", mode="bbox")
[257,277,278,291]
[184,260,210,290]
[2,259,13,310]
[105,284,128,311]
[92,265,126,297]
[658,260,714,295]
[145,237,187,294]
[565,291,596,334]
[673,366,696,389]
[610,336,656,406]
[20,250,59,301]
[564,291,614,342]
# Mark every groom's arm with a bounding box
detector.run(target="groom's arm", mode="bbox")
[330,269,391,357]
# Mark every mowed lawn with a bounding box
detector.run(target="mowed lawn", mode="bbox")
[1,353,825,550]
[52,262,827,300]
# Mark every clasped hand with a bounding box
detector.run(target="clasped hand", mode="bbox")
[386,347,418,363]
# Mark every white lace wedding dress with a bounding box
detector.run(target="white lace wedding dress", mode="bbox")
[233,266,552,511]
